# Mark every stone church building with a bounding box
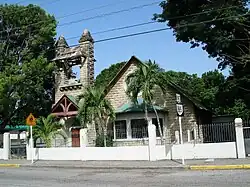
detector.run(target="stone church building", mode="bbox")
[51,29,212,147]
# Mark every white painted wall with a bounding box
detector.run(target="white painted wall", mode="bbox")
[0,149,3,160]
[156,142,237,160]
[28,146,149,161]
[31,148,82,160]
[27,142,237,161]
[82,147,149,161]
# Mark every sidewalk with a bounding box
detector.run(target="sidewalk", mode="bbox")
[1,158,250,170]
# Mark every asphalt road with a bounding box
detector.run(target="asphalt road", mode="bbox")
[0,167,250,187]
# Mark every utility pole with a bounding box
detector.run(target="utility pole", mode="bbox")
[176,93,185,165]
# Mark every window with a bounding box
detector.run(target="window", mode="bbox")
[131,119,148,138]
[115,120,127,139]
[152,118,163,137]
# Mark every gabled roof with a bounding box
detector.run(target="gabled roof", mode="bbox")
[52,94,79,110]
[52,94,79,117]
[104,56,209,112]
[104,56,142,95]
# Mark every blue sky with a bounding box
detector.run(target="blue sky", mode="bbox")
[3,0,229,77]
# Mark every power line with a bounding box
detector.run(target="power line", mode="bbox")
[58,1,161,27]
[0,1,160,34]
[95,27,170,43]
[68,13,249,46]
[1,8,247,51]
[1,0,63,16]
[66,21,157,41]
[0,5,239,36]
[57,0,129,19]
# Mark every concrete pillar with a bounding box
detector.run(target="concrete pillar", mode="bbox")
[235,118,246,158]
[175,131,180,144]
[80,128,88,147]
[148,121,157,161]
[26,138,34,160]
[187,130,191,142]
[3,133,10,160]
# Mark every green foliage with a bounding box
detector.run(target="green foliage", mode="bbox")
[154,0,249,69]
[32,114,66,148]
[126,60,165,105]
[95,134,113,147]
[95,61,126,89]
[154,1,250,117]
[0,4,57,129]
[165,69,226,114]
[77,86,115,147]
[126,60,164,142]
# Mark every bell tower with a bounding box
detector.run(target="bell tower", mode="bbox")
[53,29,95,103]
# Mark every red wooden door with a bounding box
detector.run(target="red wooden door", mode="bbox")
[71,129,80,147]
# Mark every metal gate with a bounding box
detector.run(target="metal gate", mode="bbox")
[243,121,250,156]
[10,134,27,159]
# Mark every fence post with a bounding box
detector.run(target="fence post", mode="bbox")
[175,131,180,144]
[148,121,157,161]
[80,128,88,147]
[235,118,246,158]
[3,133,10,160]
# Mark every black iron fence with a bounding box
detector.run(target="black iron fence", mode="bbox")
[199,122,236,143]
[243,120,250,139]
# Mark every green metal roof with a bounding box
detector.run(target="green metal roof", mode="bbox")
[116,98,166,114]
[5,125,28,131]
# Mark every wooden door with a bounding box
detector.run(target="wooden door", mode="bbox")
[71,129,80,147]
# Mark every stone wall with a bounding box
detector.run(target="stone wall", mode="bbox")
[105,62,137,110]
[153,85,197,143]
[105,60,198,145]
[54,37,94,104]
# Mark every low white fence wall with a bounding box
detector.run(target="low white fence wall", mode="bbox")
[0,148,3,160]
[27,142,237,161]
[156,142,237,160]
[28,146,149,161]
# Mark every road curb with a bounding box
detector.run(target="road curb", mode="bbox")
[19,164,189,170]
[0,164,20,168]
[190,164,250,170]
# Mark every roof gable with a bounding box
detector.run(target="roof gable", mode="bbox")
[52,94,78,117]
[104,56,142,95]
[104,56,209,112]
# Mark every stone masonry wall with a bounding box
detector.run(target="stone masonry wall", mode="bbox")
[105,60,198,145]
[105,62,137,110]
[153,85,197,143]
[55,87,83,103]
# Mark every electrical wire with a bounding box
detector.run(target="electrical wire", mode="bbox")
[0,1,161,34]
[0,5,240,37]
[0,9,248,52]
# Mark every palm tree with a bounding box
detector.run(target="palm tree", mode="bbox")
[77,86,115,147]
[32,114,66,148]
[126,60,165,144]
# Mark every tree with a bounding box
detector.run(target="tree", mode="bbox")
[154,1,250,117]
[77,86,115,147]
[165,69,226,114]
[32,114,66,148]
[154,0,249,69]
[95,62,126,89]
[126,61,164,144]
[0,4,57,129]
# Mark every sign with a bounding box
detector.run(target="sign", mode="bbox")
[20,132,27,139]
[26,113,36,126]
[176,104,184,116]
[176,93,181,103]
[10,134,18,140]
